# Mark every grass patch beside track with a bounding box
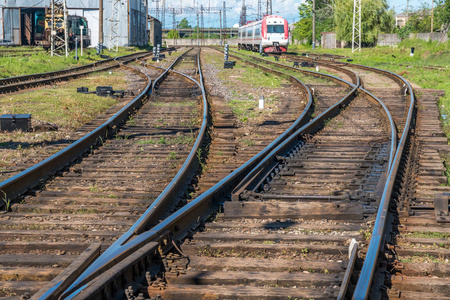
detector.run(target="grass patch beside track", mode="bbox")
[0,70,127,129]
[0,47,145,79]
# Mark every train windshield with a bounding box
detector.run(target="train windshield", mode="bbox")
[267,25,284,34]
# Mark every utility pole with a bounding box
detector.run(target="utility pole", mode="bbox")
[407,0,409,22]
[258,0,262,19]
[99,0,103,45]
[201,5,204,45]
[312,0,316,49]
[196,11,199,45]
[223,1,227,41]
[172,7,176,31]
[161,0,166,28]
[351,0,361,52]
[219,10,222,43]
[431,0,434,33]
[50,0,68,57]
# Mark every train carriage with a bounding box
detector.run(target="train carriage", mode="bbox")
[238,15,289,53]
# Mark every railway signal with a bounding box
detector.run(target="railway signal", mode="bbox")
[224,43,229,61]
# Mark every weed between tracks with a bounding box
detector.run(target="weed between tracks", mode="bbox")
[400,253,448,264]
[0,70,127,130]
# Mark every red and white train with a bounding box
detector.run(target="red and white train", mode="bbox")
[238,15,289,53]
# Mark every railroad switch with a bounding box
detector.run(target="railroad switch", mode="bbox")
[77,86,125,98]
[224,61,236,69]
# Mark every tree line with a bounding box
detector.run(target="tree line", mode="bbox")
[292,0,450,45]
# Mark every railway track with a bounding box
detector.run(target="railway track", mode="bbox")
[29,48,392,298]
[0,49,204,298]
[0,47,447,299]
[0,50,174,94]
[0,49,183,182]
[296,53,449,298]
[0,48,45,57]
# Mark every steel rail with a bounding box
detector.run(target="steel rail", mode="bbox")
[0,51,146,86]
[255,54,407,300]
[229,49,361,88]
[227,52,401,299]
[36,49,197,299]
[47,49,315,299]
[242,52,398,171]
[0,50,183,211]
[351,65,416,300]
[0,49,177,94]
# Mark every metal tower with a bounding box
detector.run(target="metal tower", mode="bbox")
[266,0,272,15]
[50,0,68,57]
[239,0,247,26]
[351,0,361,53]
[152,0,160,20]
[109,0,120,51]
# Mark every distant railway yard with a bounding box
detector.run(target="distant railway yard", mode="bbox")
[0,42,449,300]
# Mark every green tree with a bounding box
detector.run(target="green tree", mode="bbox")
[334,0,394,45]
[396,0,450,38]
[167,29,179,39]
[292,0,334,44]
[178,18,191,29]
[434,0,450,30]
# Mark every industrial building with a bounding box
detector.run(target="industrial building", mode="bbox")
[0,0,148,48]
[148,15,162,47]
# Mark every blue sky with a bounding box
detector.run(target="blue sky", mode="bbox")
[153,1,431,29]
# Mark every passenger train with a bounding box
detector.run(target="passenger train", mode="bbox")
[238,15,289,53]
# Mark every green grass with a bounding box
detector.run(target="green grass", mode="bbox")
[0,70,127,129]
[404,231,450,239]
[0,47,145,79]
[228,99,258,123]
[233,48,334,85]
[205,48,288,89]
[293,39,449,100]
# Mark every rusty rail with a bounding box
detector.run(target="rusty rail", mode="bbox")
[0,50,179,211]
[41,48,314,299]
[351,64,416,300]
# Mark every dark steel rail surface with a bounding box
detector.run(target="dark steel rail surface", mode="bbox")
[52,48,396,299]
[0,50,181,211]
[41,48,315,299]
[36,48,201,299]
[350,64,416,300]
[228,55,401,300]
[38,49,405,299]
[245,53,415,299]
